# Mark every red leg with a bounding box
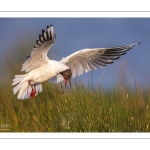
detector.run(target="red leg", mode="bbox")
[33,84,37,95]
[28,81,37,98]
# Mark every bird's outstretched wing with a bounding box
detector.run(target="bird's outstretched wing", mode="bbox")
[50,43,140,83]
[21,25,56,72]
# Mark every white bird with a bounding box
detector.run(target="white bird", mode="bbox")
[12,25,140,100]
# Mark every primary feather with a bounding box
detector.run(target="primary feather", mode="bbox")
[21,25,56,73]
[50,43,140,83]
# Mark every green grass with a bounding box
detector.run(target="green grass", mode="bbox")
[1,35,149,132]
[0,81,150,132]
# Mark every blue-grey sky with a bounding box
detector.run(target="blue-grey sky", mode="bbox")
[0,18,149,88]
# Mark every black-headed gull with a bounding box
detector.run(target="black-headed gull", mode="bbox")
[12,25,140,100]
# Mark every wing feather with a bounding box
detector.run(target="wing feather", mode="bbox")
[50,43,140,83]
[21,25,56,72]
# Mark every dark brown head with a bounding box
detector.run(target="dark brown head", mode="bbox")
[60,69,72,88]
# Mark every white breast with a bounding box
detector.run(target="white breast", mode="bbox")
[24,60,69,84]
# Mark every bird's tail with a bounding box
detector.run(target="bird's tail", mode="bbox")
[12,74,42,100]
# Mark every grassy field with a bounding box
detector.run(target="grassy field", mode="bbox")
[0,80,150,132]
[0,44,150,132]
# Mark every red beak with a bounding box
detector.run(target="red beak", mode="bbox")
[65,78,68,88]
[64,78,71,88]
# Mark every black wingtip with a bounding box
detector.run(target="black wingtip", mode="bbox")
[50,30,52,40]
[39,34,44,44]
[109,61,114,64]
[134,42,141,45]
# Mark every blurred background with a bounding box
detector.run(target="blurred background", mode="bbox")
[0,18,149,90]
